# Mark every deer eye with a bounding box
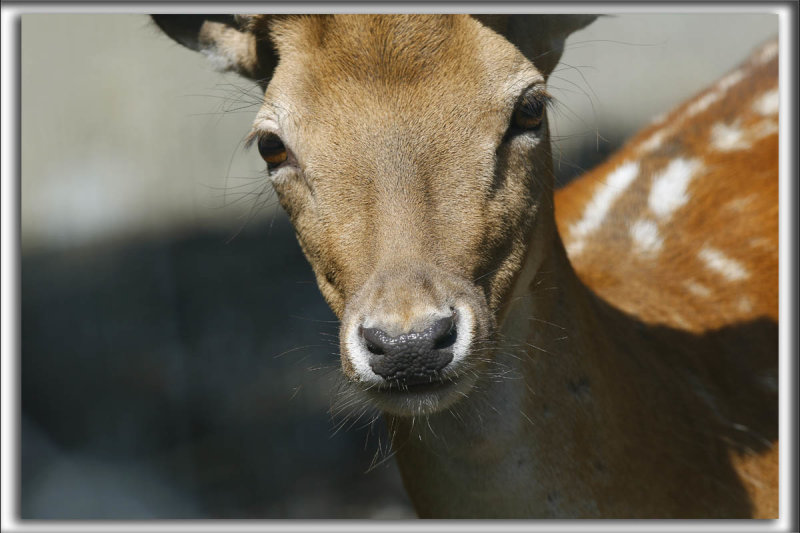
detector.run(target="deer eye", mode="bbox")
[512,89,548,131]
[257,134,288,168]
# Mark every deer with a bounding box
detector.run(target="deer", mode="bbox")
[151,15,779,518]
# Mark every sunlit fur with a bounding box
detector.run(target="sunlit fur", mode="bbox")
[247,16,556,418]
[154,16,778,518]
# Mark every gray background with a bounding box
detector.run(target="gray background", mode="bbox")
[21,13,778,518]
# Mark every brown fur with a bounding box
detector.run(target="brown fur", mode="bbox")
[153,16,779,518]
[554,41,779,517]
[557,44,779,330]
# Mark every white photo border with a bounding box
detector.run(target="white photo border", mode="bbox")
[2,2,797,532]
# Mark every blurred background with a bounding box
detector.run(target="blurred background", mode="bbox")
[20,13,778,518]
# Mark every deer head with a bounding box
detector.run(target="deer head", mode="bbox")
[153,14,595,416]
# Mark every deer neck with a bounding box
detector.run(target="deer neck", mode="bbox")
[387,222,728,517]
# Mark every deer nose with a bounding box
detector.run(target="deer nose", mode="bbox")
[361,312,458,385]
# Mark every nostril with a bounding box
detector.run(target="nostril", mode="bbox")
[433,324,457,350]
[361,326,388,356]
[365,341,385,355]
[361,314,458,385]
[430,311,458,351]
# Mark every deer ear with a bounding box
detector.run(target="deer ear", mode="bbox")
[473,15,597,78]
[151,15,277,87]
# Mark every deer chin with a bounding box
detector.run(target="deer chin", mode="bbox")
[360,370,480,417]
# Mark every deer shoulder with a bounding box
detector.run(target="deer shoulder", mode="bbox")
[556,40,779,517]
[557,40,779,331]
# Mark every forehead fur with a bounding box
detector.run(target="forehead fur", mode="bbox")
[255,15,534,96]
[251,14,541,156]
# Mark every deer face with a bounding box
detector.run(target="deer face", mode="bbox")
[153,14,593,416]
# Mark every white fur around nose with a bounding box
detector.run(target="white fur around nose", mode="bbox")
[345,304,474,385]
[450,304,474,368]
[345,322,384,385]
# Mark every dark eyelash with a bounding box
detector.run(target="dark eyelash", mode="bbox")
[243,130,260,149]
[521,88,554,112]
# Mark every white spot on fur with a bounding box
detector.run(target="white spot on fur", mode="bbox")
[639,128,669,153]
[753,118,779,139]
[684,280,712,298]
[758,41,778,64]
[698,246,750,281]
[711,121,751,152]
[686,91,721,117]
[716,69,746,91]
[648,158,702,219]
[669,313,692,330]
[725,195,755,212]
[630,219,663,255]
[638,64,753,158]
[569,161,640,246]
[753,88,779,116]
[738,296,753,313]
[565,239,586,258]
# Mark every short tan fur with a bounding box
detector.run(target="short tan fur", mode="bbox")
[153,15,778,518]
